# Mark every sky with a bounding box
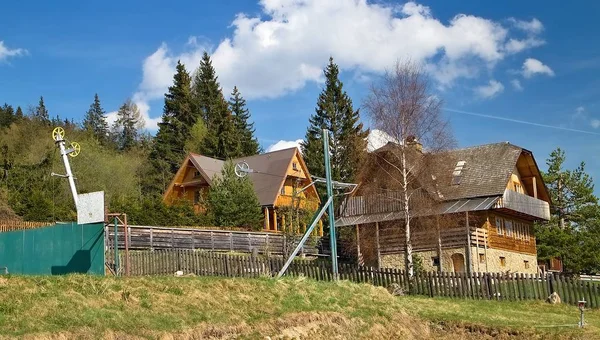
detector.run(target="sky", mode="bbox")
[2,0,600,187]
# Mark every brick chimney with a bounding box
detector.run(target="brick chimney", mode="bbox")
[405,135,423,153]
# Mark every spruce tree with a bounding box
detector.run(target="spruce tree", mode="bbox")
[83,94,109,144]
[193,52,240,159]
[207,161,263,229]
[147,61,197,194]
[15,107,23,121]
[301,57,368,183]
[229,86,260,156]
[34,96,50,124]
[112,99,141,151]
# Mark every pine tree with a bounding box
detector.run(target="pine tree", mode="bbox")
[207,161,263,229]
[536,148,600,273]
[301,57,368,183]
[83,94,109,144]
[34,96,50,124]
[229,86,260,156]
[0,104,15,128]
[147,61,197,194]
[112,99,141,151]
[193,52,240,159]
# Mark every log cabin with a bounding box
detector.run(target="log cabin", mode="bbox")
[337,141,556,274]
[163,147,323,235]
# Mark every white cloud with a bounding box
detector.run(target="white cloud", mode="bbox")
[504,37,545,54]
[591,119,600,129]
[131,1,547,129]
[522,58,555,78]
[508,18,544,35]
[511,79,523,91]
[367,129,397,152]
[475,80,504,98]
[0,41,26,62]
[576,106,585,115]
[266,139,303,152]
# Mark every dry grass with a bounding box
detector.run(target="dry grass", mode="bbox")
[0,275,597,339]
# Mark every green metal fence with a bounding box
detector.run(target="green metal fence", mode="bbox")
[0,222,104,275]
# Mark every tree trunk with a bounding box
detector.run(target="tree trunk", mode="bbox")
[401,148,413,280]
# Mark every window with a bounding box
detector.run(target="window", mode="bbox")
[193,190,201,204]
[280,186,286,195]
[193,170,201,178]
[524,260,530,269]
[495,217,504,236]
[525,225,530,241]
[500,257,506,267]
[505,220,513,237]
[479,254,486,264]
[292,162,298,170]
[432,257,440,267]
[451,161,466,185]
[515,223,521,239]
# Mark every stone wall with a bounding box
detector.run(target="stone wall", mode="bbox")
[381,246,538,274]
[381,247,466,272]
[471,247,538,274]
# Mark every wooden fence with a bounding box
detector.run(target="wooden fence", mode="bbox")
[105,225,322,256]
[118,249,600,308]
[0,220,53,232]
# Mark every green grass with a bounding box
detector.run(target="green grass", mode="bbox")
[0,275,597,339]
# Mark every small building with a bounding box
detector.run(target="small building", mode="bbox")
[163,148,322,234]
[337,142,552,274]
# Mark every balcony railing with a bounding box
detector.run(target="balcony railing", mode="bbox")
[494,189,550,220]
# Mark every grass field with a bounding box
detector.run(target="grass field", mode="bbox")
[0,275,598,339]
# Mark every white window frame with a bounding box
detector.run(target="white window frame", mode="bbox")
[505,220,513,237]
[495,217,504,236]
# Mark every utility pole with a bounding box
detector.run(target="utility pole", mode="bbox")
[323,128,338,279]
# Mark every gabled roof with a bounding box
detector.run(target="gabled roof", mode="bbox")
[371,141,549,202]
[433,142,524,201]
[183,147,304,207]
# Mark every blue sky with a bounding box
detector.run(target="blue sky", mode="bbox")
[2,0,600,187]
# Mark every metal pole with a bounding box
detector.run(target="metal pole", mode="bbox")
[323,129,338,279]
[114,216,119,276]
[56,138,78,207]
[277,196,333,278]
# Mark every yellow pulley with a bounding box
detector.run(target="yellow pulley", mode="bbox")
[52,127,65,141]
[69,142,81,157]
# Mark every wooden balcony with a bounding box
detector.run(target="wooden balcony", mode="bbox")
[275,195,320,211]
[493,189,550,221]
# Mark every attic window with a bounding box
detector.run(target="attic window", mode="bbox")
[193,170,201,178]
[451,161,466,185]
[292,162,298,170]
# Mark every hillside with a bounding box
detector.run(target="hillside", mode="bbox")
[0,275,597,339]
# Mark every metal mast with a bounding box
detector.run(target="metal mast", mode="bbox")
[323,128,338,279]
[52,127,81,207]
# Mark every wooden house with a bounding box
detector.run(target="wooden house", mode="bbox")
[337,141,555,274]
[163,148,322,234]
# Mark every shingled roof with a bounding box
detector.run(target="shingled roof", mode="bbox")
[433,142,524,201]
[189,148,299,207]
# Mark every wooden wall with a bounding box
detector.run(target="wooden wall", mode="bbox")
[485,211,536,255]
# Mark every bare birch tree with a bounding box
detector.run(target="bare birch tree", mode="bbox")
[363,60,455,279]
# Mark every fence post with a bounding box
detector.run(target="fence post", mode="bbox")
[230,232,234,251]
[548,272,555,295]
[150,228,154,251]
